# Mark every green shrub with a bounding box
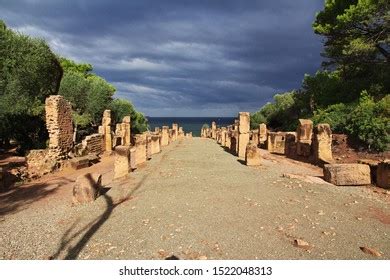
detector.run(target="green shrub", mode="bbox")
[312,103,353,133]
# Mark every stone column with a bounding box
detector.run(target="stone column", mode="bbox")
[267,132,286,154]
[238,112,250,159]
[221,127,227,146]
[211,121,217,139]
[45,95,73,160]
[114,145,130,179]
[100,109,112,153]
[161,126,169,146]
[313,123,333,163]
[258,123,267,145]
[146,133,152,160]
[296,119,313,157]
[134,134,147,166]
[245,141,261,166]
[150,134,161,154]
[122,116,131,146]
[172,123,178,141]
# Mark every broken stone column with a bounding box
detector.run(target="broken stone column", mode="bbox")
[323,164,371,186]
[296,119,313,157]
[211,122,217,139]
[221,127,227,146]
[285,132,297,157]
[238,112,250,159]
[245,141,261,166]
[134,134,147,166]
[251,129,259,146]
[267,132,286,154]
[114,146,131,179]
[146,134,152,160]
[161,126,169,146]
[172,123,178,141]
[313,123,333,163]
[122,116,131,146]
[230,130,239,155]
[377,161,389,189]
[150,134,161,154]
[99,110,113,152]
[45,95,73,159]
[155,127,160,134]
[258,123,267,145]
[178,127,185,139]
[225,130,231,149]
[129,147,137,170]
[72,173,102,204]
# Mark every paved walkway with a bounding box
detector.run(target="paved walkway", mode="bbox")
[0,138,389,259]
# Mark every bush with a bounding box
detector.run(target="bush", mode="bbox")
[312,103,353,133]
[346,92,389,152]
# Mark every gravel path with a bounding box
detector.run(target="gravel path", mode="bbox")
[0,138,389,259]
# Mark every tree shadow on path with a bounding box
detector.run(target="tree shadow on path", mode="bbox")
[52,172,150,260]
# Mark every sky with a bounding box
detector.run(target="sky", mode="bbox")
[0,0,325,117]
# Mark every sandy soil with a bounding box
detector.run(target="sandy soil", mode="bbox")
[0,138,389,260]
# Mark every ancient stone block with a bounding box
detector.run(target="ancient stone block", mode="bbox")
[267,132,286,155]
[134,134,147,165]
[358,159,379,184]
[245,141,261,166]
[172,123,178,141]
[161,126,169,146]
[230,131,238,154]
[285,132,297,157]
[238,112,250,134]
[221,128,227,146]
[45,95,73,159]
[251,129,259,146]
[70,156,90,170]
[377,161,390,189]
[323,164,371,186]
[129,147,137,170]
[313,124,333,163]
[81,133,104,155]
[186,132,193,139]
[155,127,160,133]
[211,121,217,139]
[225,132,231,149]
[114,146,130,179]
[26,149,57,178]
[238,133,250,158]
[146,135,152,160]
[122,116,131,146]
[150,135,161,154]
[297,119,313,142]
[73,173,102,204]
[259,123,267,144]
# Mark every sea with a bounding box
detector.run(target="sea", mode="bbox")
[146,117,235,137]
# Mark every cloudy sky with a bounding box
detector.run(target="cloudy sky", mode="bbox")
[1,0,324,117]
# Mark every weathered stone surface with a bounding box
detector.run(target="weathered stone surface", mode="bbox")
[377,161,390,189]
[285,132,297,157]
[45,95,73,159]
[259,123,267,144]
[267,132,286,155]
[358,159,380,184]
[238,112,250,134]
[323,164,371,186]
[26,149,57,178]
[221,128,227,146]
[238,133,250,158]
[72,173,102,204]
[245,141,261,166]
[313,124,333,163]
[211,121,217,139]
[114,146,130,179]
[186,132,193,139]
[134,134,147,165]
[161,126,169,146]
[150,135,161,154]
[297,119,313,142]
[69,156,90,170]
[225,132,231,149]
[155,127,160,133]
[251,129,259,146]
[172,123,178,141]
[129,147,137,170]
[122,116,131,146]
[81,133,104,155]
[146,134,152,160]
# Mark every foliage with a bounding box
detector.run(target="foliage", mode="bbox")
[109,99,148,134]
[312,103,353,132]
[0,20,62,151]
[346,92,389,151]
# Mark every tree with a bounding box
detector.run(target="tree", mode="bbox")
[313,0,390,66]
[109,99,148,134]
[0,20,62,151]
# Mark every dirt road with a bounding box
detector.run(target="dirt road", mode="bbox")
[1,138,389,259]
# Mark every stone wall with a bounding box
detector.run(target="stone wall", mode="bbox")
[45,95,73,159]
[81,133,104,155]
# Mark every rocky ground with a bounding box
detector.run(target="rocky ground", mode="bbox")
[0,138,389,260]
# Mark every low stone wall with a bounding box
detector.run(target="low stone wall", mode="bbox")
[26,149,57,178]
[81,133,104,155]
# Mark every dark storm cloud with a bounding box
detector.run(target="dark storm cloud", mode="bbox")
[0,0,324,116]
